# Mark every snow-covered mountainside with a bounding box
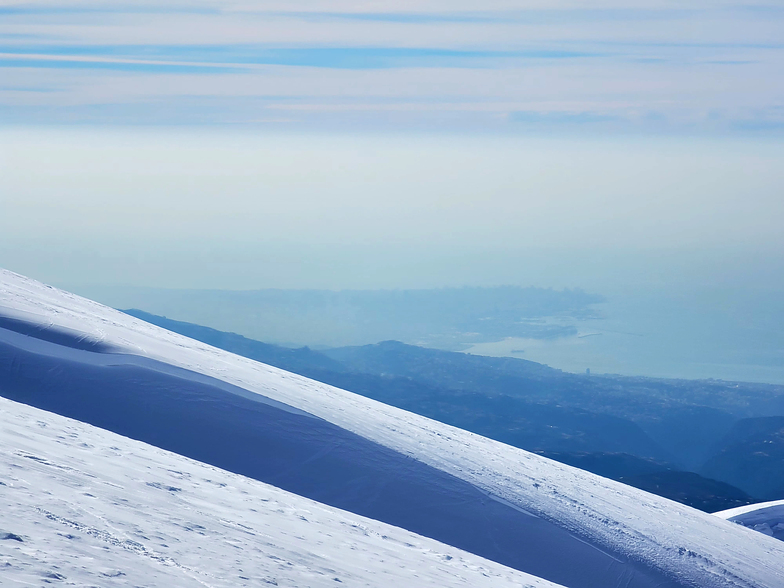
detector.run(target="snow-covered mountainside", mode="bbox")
[0,396,560,588]
[2,268,784,588]
[715,500,784,542]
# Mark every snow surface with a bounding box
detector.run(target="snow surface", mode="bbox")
[2,267,784,588]
[715,500,784,542]
[0,396,560,588]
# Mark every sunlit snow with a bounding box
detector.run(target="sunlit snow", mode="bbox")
[2,267,784,588]
[0,396,560,588]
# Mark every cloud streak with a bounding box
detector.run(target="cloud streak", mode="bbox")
[0,45,598,70]
[1,1,782,132]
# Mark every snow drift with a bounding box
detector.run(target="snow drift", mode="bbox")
[1,268,784,588]
[715,500,784,542]
[0,396,561,588]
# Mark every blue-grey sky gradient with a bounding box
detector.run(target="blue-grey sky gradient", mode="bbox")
[1,0,783,131]
[2,129,783,291]
[1,1,783,294]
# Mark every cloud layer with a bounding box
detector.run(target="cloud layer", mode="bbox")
[1,1,783,131]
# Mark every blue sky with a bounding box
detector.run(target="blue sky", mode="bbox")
[1,1,783,131]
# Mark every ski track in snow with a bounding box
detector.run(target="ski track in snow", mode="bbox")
[0,396,559,588]
[2,268,784,588]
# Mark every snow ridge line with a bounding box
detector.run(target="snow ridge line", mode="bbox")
[465,470,753,588]
[256,371,762,588]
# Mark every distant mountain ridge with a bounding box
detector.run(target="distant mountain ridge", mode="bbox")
[124,309,346,374]
[85,285,604,350]
[701,416,784,499]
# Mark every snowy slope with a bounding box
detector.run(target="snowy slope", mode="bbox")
[2,268,784,588]
[0,396,560,588]
[715,500,784,542]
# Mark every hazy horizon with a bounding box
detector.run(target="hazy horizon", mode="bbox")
[3,130,783,293]
[54,281,781,386]
[2,0,783,384]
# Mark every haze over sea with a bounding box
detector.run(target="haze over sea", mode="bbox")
[2,1,783,385]
[467,286,784,385]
